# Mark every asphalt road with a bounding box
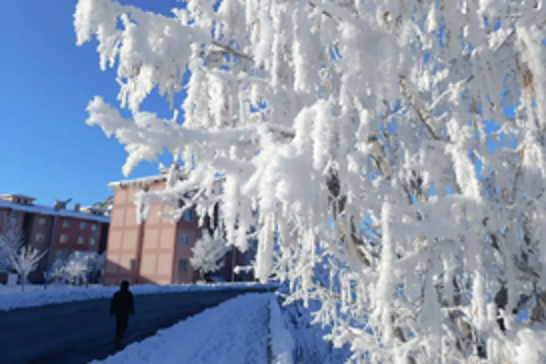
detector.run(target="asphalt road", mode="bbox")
[0,288,271,364]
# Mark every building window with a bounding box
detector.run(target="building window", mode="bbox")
[180,233,189,245]
[77,236,85,245]
[183,209,194,221]
[79,222,87,230]
[35,233,44,242]
[62,220,70,228]
[90,237,96,246]
[178,259,188,272]
[91,224,97,232]
[60,234,68,243]
[37,217,46,225]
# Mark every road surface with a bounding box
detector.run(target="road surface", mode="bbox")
[0,288,271,364]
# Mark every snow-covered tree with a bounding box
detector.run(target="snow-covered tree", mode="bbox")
[0,212,25,271]
[10,246,46,292]
[75,0,546,362]
[190,230,230,280]
[59,251,104,286]
[48,258,67,285]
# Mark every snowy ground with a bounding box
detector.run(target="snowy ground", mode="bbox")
[93,293,273,364]
[0,282,278,311]
[269,295,295,364]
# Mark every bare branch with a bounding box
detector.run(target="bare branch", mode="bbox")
[399,75,441,140]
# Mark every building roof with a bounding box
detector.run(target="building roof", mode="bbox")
[107,175,167,188]
[0,200,110,223]
[0,193,36,200]
[81,206,109,212]
[108,163,189,189]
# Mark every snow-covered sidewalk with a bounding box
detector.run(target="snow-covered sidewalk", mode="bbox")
[0,282,277,311]
[93,293,272,364]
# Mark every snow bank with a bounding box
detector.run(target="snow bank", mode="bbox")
[269,295,295,364]
[278,290,352,364]
[93,293,272,364]
[0,282,278,311]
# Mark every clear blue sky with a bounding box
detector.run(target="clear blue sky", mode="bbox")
[0,1,177,207]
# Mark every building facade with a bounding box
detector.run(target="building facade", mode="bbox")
[0,194,110,282]
[104,173,255,286]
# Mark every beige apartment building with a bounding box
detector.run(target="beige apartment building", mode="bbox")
[104,171,254,286]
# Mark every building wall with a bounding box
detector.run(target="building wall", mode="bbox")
[138,183,178,285]
[50,216,103,260]
[27,214,53,281]
[0,209,25,232]
[104,182,204,285]
[98,222,109,254]
[173,216,200,283]
[104,187,141,285]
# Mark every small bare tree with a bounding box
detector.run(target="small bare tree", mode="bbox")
[10,246,47,292]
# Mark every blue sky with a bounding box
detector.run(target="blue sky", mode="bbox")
[0,1,177,207]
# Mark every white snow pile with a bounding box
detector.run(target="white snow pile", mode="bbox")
[269,295,295,364]
[93,293,271,364]
[0,282,277,311]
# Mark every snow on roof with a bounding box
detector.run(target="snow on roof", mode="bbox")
[0,200,110,223]
[108,165,189,189]
[107,175,166,188]
[0,193,35,200]
[81,206,107,212]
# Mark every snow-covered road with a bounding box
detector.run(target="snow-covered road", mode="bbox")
[94,293,272,364]
[0,289,274,364]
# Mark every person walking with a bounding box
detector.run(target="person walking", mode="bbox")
[109,280,135,349]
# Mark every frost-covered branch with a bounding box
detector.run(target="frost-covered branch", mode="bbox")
[76,0,546,362]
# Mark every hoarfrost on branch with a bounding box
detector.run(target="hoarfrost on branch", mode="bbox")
[75,0,546,362]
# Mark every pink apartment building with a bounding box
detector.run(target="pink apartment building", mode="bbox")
[104,172,255,286]
[0,193,110,283]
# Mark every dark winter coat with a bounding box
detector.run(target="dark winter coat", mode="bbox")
[110,286,135,318]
